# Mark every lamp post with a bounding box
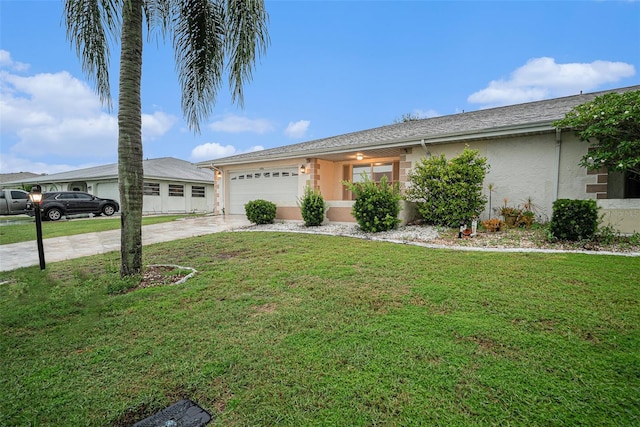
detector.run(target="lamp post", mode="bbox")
[29,185,46,270]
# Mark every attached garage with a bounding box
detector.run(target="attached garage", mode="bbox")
[94,181,119,200]
[228,167,299,214]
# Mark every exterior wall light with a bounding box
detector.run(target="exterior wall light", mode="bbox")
[29,184,46,270]
[356,153,363,161]
[300,164,306,174]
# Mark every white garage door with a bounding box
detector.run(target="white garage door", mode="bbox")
[95,182,120,202]
[229,168,299,215]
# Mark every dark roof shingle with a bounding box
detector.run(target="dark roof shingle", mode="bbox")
[207,85,639,165]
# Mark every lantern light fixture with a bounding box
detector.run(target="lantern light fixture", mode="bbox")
[29,185,46,270]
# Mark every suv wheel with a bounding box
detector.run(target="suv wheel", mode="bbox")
[46,208,63,221]
[102,204,116,216]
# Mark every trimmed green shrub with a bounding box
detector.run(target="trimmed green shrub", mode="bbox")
[549,199,598,241]
[245,199,277,224]
[404,147,489,227]
[298,185,326,227]
[342,175,401,232]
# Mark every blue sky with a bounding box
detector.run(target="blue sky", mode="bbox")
[1,0,639,174]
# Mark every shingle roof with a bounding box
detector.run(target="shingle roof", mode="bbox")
[0,172,41,185]
[3,157,213,185]
[206,85,640,165]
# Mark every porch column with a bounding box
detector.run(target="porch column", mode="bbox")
[308,158,320,190]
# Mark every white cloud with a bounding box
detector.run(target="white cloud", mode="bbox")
[0,70,118,159]
[0,49,29,72]
[0,55,177,162]
[413,109,440,119]
[468,57,636,108]
[0,152,103,175]
[284,120,310,139]
[190,142,264,161]
[208,114,274,134]
[142,111,178,140]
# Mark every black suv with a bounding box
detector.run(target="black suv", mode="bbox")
[27,191,120,221]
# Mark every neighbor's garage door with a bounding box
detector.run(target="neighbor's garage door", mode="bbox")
[229,168,298,215]
[95,182,119,202]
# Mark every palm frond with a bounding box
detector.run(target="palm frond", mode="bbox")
[173,0,226,132]
[224,0,270,106]
[64,0,121,109]
[143,0,172,43]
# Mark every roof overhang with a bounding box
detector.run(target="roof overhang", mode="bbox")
[199,121,557,168]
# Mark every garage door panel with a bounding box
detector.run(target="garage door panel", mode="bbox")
[95,182,119,202]
[229,169,298,214]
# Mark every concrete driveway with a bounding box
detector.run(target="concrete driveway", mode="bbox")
[0,215,250,272]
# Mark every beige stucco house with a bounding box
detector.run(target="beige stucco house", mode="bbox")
[4,157,215,215]
[198,86,639,233]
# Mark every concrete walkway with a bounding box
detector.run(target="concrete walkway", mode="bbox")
[0,215,251,272]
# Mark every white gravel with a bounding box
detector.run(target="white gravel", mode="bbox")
[232,220,640,257]
[234,221,439,242]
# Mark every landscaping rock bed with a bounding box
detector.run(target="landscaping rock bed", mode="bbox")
[236,221,640,256]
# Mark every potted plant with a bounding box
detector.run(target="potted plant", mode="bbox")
[517,210,535,228]
[499,199,521,227]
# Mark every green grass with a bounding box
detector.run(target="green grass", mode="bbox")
[1,232,639,426]
[0,215,196,245]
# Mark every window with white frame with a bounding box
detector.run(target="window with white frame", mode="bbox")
[345,162,398,200]
[352,163,394,183]
[168,184,184,197]
[144,182,160,196]
[192,186,206,198]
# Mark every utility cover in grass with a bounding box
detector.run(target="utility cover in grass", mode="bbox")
[131,399,211,427]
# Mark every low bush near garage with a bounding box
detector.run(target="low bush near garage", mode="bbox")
[245,199,277,224]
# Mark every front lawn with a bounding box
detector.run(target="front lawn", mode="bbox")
[1,232,638,425]
[0,214,199,245]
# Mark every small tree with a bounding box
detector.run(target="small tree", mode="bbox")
[405,147,489,227]
[342,175,401,232]
[553,90,640,176]
[393,112,423,124]
[298,185,326,227]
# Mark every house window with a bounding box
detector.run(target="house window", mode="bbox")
[192,186,206,198]
[344,162,399,200]
[144,182,160,196]
[168,184,184,197]
[352,163,394,183]
[625,172,640,198]
[605,171,640,199]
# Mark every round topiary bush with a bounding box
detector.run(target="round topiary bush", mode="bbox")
[244,199,277,224]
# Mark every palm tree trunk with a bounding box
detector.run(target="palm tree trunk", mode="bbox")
[118,0,144,276]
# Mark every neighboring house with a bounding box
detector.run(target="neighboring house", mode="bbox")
[3,157,215,215]
[0,172,41,189]
[198,85,640,234]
